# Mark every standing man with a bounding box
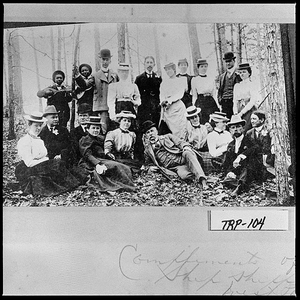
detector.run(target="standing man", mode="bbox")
[176,58,193,108]
[217,51,242,119]
[92,49,119,134]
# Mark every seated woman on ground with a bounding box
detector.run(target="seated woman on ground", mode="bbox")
[104,111,143,174]
[78,116,136,194]
[15,111,81,196]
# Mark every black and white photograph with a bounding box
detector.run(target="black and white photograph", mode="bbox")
[3,3,295,296]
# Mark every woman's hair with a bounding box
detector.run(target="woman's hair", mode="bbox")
[144,56,155,63]
[27,120,33,126]
[252,110,266,122]
[209,120,217,128]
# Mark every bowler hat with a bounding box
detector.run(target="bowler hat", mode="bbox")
[79,63,92,74]
[223,51,236,62]
[227,114,246,127]
[186,106,201,119]
[43,105,59,116]
[164,62,176,70]
[115,110,136,120]
[141,120,156,134]
[77,103,92,114]
[86,116,102,125]
[196,59,208,66]
[178,58,188,66]
[99,49,112,58]
[209,111,229,122]
[117,63,130,71]
[24,111,47,123]
[52,70,65,82]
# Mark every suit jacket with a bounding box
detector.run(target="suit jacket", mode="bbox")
[217,71,242,104]
[69,125,88,162]
[38,125,73,160]
[92,69,119,112]
[75,74,95,107]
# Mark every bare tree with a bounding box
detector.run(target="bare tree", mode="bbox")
[94,23,101,72]
[230,23,235,52]
[212,24,221,75]
[50,27,56,73]
[136,24,141,75]
[125,23,134,82]
[236,23,242,64]
[117,23,126,64]
[153,24,162,77]
[63,28,69,86]
[57,27,62,70]
[216,23,227,74]
[187,23,202,75]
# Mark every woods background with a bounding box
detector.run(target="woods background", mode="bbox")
[3,4,295,205]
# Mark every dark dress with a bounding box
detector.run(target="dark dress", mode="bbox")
[69,125,88,164]
[176,73,193,108]
[195,94,219,125]
[78,134,136,192]
[74,74,95,107]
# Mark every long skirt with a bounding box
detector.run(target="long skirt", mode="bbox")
[79,159,136,192]
[15,159,81,196]
[195,94,219,124]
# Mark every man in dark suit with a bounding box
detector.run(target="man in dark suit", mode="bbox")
[176,58,193,108]
[39,105,75,167]
[217,52,242,119]
[222,115,262,196]
[69,103,92,164]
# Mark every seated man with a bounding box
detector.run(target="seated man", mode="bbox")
[222,115,263,196]
[141,120,207,189]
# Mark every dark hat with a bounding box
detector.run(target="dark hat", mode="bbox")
[141,120,156,134]
[227,114,246,127]
[186,105,201,118]
[164,62,176,69]
[43,105,59,116]
[77,103,92,114]
[178,58,188,66]
[79,63,92,74]
[99,49,112,58]
[223,51,236,62]
[238,63,251,70]
[52,70,65,82]
[24,111,47,123]
[209,111,229,122]
[196,59,208,66]
[115,110,136,120]
[86,116,102,125]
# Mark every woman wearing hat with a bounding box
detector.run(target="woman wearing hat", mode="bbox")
[191,59,220,124]
[78,116,136,193]
[37,70,73,127]
[159,62,188,140]
[185,106,213,174]
[104,111,142,173]
[73,63,95,108]
[233,63,261,132]
[14,111,81,196]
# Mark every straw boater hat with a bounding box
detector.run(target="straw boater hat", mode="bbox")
[24,111,47,123]
[185,106,201,119]
[227,114,246,127]
[99,49,112,58]
[86,116,102,125]
[43,105,59,117]
[141,120,156,134]
[115,110,136,120]
[209,111,230,122]
[117,63,130,71]
[196,59,208,66]
[223,51,236,62]
[178,58,188,66]
[52,70,65,82]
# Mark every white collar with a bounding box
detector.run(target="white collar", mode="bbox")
[226,67,235,76]
[235,134,244,142]
[255,125,264,132]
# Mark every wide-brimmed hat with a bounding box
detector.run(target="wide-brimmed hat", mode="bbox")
[238,63,251,70]
[178,58,188,66]
[99,48,112,58]
[227,114,246,127]
[223,51,236,62]
[117,63,130,71]
[43,105,59,116]
[79,63,92,74]
[52,70,65,82]
[24,111,47,123]
[115,110,136,120]
[77,103,92,114]
[196,59,208,66]
[186,106,201,119]
[86,116,102,125]
[141,120,156,134]
[164,62,176,70]
[209,111,230,122]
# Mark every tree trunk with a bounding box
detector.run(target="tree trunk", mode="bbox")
[213,24,221,75]
[136,24,141,75]
[70,25,81,131]
[188,23,202,76]
[31,29,43,112]
[280,24,296,200]
[117,23,126,64]
[6,29,16,140]
[94,23,101,72]
[3,49,9,108]
[264,23,290,204]
[230,23,235,52]
[63,29,69,86]
[125,23,134,83]
[57,27,62,70]
[153,24,162,77]
[50,27,55,73]
[236,23,242,64]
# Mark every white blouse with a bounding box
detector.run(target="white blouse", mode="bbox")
[160,76,187,105]
[191,75,217,104]
[207,129,233,157]
[17,133,49,167]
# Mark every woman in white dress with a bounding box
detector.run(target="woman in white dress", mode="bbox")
[159,62,188,140]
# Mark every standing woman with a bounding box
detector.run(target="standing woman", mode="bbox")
[233,63,260,132]
[159,62,188,140]
[191,59,219,124]
[15,111,81,196]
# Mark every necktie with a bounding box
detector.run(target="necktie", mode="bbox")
[50,127,54,133]
[193,125,201,129]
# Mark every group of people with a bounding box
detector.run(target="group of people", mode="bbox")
[14,48,275,198]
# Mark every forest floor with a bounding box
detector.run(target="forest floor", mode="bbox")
[3,118,295,207]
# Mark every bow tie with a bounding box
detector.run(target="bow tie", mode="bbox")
[102,70,109,73]
[192,125,201,129]
[214,129,224,134]
[199,74,207,77]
